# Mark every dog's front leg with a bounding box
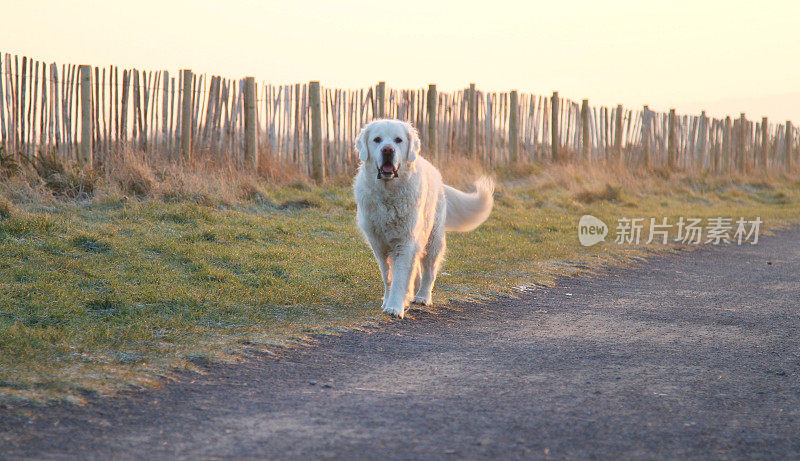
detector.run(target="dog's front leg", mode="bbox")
[376,256,392,310]
[366,238,392,309]
[382,244,419,318]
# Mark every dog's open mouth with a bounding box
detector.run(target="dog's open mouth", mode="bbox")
[377,164,398,179]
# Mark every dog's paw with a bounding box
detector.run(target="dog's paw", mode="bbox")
[382,304,405,319]
[411,296,431,306]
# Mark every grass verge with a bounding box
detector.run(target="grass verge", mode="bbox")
[1,158,799,403]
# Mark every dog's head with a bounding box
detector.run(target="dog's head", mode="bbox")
[355,119,421,180]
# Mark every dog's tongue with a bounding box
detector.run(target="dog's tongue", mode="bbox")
[381,165,395,174]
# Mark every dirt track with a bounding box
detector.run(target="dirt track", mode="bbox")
[2,229,800,460]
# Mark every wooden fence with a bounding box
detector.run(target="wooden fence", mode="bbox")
[0,52,796,181]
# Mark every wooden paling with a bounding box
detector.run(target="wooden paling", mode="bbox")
[0,52,796,179]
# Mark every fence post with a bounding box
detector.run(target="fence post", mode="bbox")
[733,116,740,171]
[309,81,325,183]
[427,84,437,158]
[698,111,708,160]
[120,70,130,142]
[761,117,768,169]
[161,70,169,151]
[786,120,793,170]
[244,77,258,170]
[376,81,385,118]
[581,99,590,159]
[180,69,193,161]
[711,120,720,172]
[551,91,559,162]
[293,83,301,163]
[468,83,477,158]
[614,104,623,163]
[642,105,650,169]
[509,90,519,163]
[79,65,93,167]
[668,109,677,169]
[724,116,732,172]
[737,113,746,172]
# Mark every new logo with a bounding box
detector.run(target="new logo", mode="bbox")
[578,215,608,246]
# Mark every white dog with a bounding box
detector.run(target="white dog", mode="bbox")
[353,119,494,318]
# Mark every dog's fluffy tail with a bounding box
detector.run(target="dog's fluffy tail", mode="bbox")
[444,177,495,232]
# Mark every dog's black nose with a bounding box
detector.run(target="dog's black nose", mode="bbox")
[381,145,394,155]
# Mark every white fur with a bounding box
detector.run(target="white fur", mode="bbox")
[353,119,494,318]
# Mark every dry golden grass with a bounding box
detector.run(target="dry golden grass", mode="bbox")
[5,145,795,206]
[0,147,325,208]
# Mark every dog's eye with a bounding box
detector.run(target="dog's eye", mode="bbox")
[373,137,382,143]
[394,137,402,143]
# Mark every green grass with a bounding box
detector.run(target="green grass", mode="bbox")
[1,170,799,402]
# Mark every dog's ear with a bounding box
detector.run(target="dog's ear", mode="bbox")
[356,124,370,162]
[406,123,421,164]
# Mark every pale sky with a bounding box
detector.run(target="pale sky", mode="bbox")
[3,0,800,122]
